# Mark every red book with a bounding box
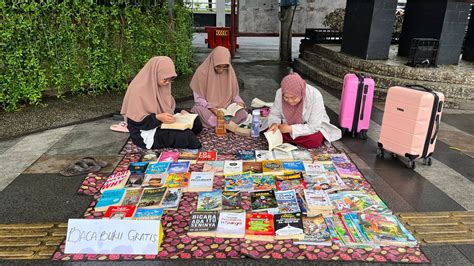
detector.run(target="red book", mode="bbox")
[245,213,275,241]
[104,206,137,219]
[197,151,217,161]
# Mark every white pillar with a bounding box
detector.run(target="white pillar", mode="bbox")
[216,0,226,27]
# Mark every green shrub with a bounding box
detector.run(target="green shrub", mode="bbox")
[0,1,194,112]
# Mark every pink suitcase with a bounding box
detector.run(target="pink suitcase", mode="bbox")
[339,73,375,139]
[377,85,444,169]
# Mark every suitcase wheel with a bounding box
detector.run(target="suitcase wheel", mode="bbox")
[407,160,416,170]
[376,147,385,158]
[423,157,432,166]
[358,130,368,140]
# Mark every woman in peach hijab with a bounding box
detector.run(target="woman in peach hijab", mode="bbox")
[190,46,248,128]
[121,56,202,149]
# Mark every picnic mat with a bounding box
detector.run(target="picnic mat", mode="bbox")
[53,130,429,263]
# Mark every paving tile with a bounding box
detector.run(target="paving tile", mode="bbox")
[455,244,474,263]
[442,114,474,135]
[24,155,123,175]
[420,245,473,265]
[0,137,23,155]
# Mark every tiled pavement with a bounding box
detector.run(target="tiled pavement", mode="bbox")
[0,35,472,264]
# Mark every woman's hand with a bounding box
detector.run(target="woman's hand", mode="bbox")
[210,108,219,116]
[267,123,279,132]
[156,113,176,124]
[278,124,292,134]
[180,110,189,115]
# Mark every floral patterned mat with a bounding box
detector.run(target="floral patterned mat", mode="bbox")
[54,132,429,263]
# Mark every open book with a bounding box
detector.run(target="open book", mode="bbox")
[263,129,298,152]
[251,98,273,108]
[219,103,243,117]
[160,113,198,130]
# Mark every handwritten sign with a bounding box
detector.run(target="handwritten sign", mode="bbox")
[65,219,161,255]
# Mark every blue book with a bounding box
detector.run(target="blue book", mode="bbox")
[167,161,190,174]
[129,162,149,174]
[145,162,170,174]
[95,188,126,211]
[282,161,305,172]
[236,150,256,161]
[133,208,164,220]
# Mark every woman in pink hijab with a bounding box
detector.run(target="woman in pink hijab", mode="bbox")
[121,56,202,149]
[267,73,341,148]
[190,46,248,128]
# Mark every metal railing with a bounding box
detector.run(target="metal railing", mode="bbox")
[183,0,231,13]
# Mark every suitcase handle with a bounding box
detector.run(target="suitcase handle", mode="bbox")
[406,84,433,92]
[431,115,440,144]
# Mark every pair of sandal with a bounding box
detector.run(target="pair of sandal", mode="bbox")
[59,157,108,176]
[110,121,129,133]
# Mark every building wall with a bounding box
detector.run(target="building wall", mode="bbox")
[238,0,347,33]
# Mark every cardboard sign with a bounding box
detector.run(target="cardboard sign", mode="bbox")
[65,219,161,255]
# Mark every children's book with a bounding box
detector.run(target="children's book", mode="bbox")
[252,174,276,191]
[160,188,183,211]
[262,160,284,175]
[167,161,190,174]
[276,179,307,192]
[334,162,361,179]
[125,173,145,188]
[218,102,244,116]
[95,188,126,212]
[158,151,180,162]
[197,190,223,211]
[142,172,167,187]
[273,150,294,161]
[216,212,246,238]
[133,208,164,220]
[223,160,243,174]
[188,211,219,237]
[304,174,347,193]
[303,162,326,176]
[291,150,313,161]
[243,161,263,173]
[120,188,143,206]
[222,191,243,211]
[141,152,159,162]
[236,150,256,161]
[129,162,149,174]
[337,212,374,247]
[137,187,168,209]
[179,149,199,160]
[330,153,351,164]
[104,206,137,219]
[160,113,198,130]
[245,213,275,241]
[164,173,190,191]
[294,215,332,246]
[145,162,170,175]
[329,191,390,214]
[312,153,332,162]
[223,172,254,192]
[359,213,417,247]
[282,161,305,172]
[275,172,303,181]
[250,190,278,212]
[101,171,130,192]
[263,129,298,152]
[274,212,304,240]
[188,172,214,192]
[303,189,333,210]
[197,151,217,161]
[275,189,301,213]
[255,150,275,161]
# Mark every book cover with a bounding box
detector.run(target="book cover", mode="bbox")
[273,150,294,161]
[313,153,332,162]
[294,215,332,246]
[303,189,332,209]
[142,172,167,187]
[137,187,168,209]
[188,172,214,192]
[275,190,301,213]
[167,161,190,174]
[262,160,284,175]
[359,213,417,247]
[129,162,149,174]
[276,179,307,192]
[95,188,126,211]
[179,149,199,160]
[303,162,326,176]
[236,150,256,161]
[120,188,143,206]
[330,153,350,163]
[101,171,130,192]
[104,206,137,219]
[275,172,303,181]
[202,161,224,176]
[188,211,219,236]
[164,173,190,190]
[223,160,243,174]
[222,191,243,211]
[145,162,170,174]
[197,190,223,211]
[255,150,275,161]
[291,150,313,161]
[274,212,304,240]
[304,174,347,193]
[329,191,390,214]
[216,212,246,238]
[223,172,253,192]
[160,188,183,210]
[197,151,217,161]
[319,161,338,175]
[282,161,305,172]
[158,151,180,162]
[160,113,198,130]
[242,161,263,173]
[245,213,275,240]
[250,190,278,212]
[273,143,298,153]
[252,174,276,191]
[334,162,361,179]
[133,208,164,220]
[125,173,145,188]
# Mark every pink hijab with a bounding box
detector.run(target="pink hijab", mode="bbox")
[190,46,239,108]
[281,73,306,125]
[121,56,177,122]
